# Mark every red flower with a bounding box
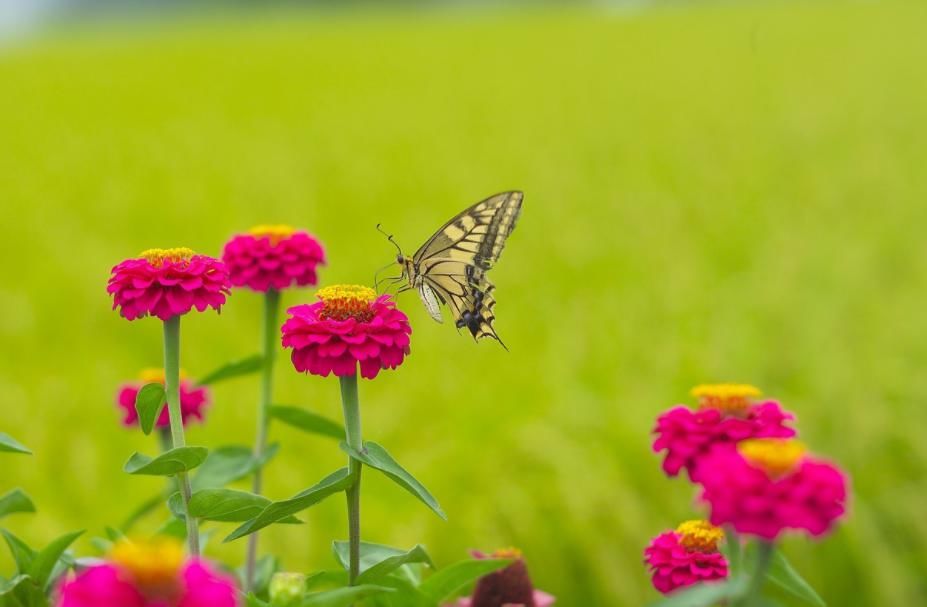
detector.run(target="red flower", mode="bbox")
[108,248,230,321]
[644,521,729,595]
[281,285,411,380]
[56,539,239,607]
[653,384,795,481]
[699,439,849,540]
[116,369,210,429]
[222,225,325,293]
[449,550,554,607]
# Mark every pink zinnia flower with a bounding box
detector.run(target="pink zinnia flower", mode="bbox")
[449,549,554,607]
[699,439,849,540]
[653,384,796,481]
[108,248,231,321]
[116,369,210,429]
[281,285,411,380]
[644,520,729,595]
[57,538,239,607]
[222,225,325,293]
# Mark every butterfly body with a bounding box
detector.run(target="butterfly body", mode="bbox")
[395,191,523,346]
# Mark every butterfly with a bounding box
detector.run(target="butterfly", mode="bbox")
[378,191,524,347]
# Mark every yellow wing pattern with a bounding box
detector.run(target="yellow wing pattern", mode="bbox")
[411,191,523,346]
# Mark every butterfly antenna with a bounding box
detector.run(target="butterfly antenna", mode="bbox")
[376,223,403,257]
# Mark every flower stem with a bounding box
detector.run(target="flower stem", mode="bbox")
[246,288,281,592]
[727,527,742,575]
[339,372,363,585]
[741,540,774,606]
[163,315,200,557]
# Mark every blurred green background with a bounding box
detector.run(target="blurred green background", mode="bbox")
[2,0,927,604]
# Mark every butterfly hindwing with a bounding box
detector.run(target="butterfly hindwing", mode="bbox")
[409,191,522,345]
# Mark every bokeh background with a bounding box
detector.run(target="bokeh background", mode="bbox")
[2,0,927,604]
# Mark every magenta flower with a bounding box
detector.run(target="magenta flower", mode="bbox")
[56,539,239,607]
[653,384,795,481]
[108,248,231,321]
[116,369,210,429]
[449,550,554,607]
[644,520,729,595]
[222,225,325,293]
[281,285,411,380]
[699,439,849,540]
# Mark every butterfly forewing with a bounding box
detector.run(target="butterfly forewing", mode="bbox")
[410,191,522,345]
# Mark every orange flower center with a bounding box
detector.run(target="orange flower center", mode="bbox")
[249,224,297,245]
[491,547,523,559]
[317,285,377,322]
[675,520,724,552]
[140,247,195,267]
[739,438,806,477]
[109,538,184,598]
[692,383,761,415]
[138,368,187,384]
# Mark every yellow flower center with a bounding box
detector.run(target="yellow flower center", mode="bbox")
[675,520,724,552]
[109,538,184,596]
[317,284,377,322]
[491,547,523,559]
[739,438,806,477]
[692,383,761,414]
[140,247,195,267]
[138,368,188,384]
[249,224,297,245]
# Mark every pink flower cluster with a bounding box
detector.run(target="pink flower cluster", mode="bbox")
[108,248,230,321]
[643,524,728,594]
[699,442,848,540]
[116,372,210,429]
[653,401,795,481]
[282,286,411,380]
[222,226,325,293]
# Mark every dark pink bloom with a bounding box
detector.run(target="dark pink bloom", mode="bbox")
[281,285,411,380]
[644,522,728,595]
[449,550,554,607]
[222,225,325,293]
[699,439,849,540]
[108,248,230,321]
[57,559,239,607]
[117,370,210,429]
[653,401,795,481]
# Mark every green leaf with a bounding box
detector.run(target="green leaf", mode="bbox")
[418,558,511,603]
[192,444,280,491]
[246,594,271,607]
[0,434,30,455]
[240,555,279,600]
[766,550,826,606]
[647,577,748,607]
[224,468,353,542]
[187,489,302,523]
[269,406,344,440]
[331,541,434,585]
[1,530,35,573]
[135,383,166,436]
[28,530,83,589]
[124,446,209,476]
[301,585,394,606]
[199,355,264,385]
[156,516,188,540]
[0,490,35,519]
[341,442,446,520]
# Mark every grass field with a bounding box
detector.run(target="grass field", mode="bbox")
[2,1,927,604]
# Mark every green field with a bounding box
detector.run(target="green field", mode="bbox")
[2,1,927,604]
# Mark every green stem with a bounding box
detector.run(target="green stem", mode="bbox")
[727,527,743,576]
[741,540,774,606]
[246,288,281,592]
[163,315,200,556]
[339,372,363,586]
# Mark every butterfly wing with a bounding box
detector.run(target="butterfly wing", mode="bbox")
[412,191,523,345]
